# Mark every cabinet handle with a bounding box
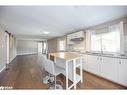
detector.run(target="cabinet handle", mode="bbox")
[119,61,121,64]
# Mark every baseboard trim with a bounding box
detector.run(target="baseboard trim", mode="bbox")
[0,55,17,73]
[0,66,6,73]
[9,55,17,63]
[17,52,38,56]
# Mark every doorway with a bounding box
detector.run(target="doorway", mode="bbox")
[38,41,47,54]
[4,32,9,65]
[38,42,42,54]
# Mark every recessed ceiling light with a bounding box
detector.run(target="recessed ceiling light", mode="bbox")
[43,31,50,34]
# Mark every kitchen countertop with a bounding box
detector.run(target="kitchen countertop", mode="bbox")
[85,52,127,59]
[70,51,127,59]
[49,52,81,61]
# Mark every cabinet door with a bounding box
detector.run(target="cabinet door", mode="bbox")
[83,55,89,71]
[74,31,84,38]
[101,57,118,82]
[67,34,71,44]
[67,34,74,44]
[85,55,100,75]
[118,59,127,86]
[89,55,101,75]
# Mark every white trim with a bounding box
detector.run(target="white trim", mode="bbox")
[0,55,17,73]
[0,66,6,73]
[9,54,17,63]
[17,52,38,55]
[16,37,47,41]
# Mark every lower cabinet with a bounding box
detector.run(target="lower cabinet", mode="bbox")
[88,55,100,75]
[84,55,101,76]
[101,57,119,83]
[118,59,127,87]
[83,55,89,71]
[83,54,127,87]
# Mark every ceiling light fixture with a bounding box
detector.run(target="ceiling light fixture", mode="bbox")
[43,31,50,34]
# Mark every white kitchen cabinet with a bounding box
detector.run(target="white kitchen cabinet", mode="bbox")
[84,55,101,76]
[118,59,127,86]
[67,33,74,45]
[84,54,127,87]
[67,31,84,45]
[83,55,89,71]
[73,31,84,38]
[89,55,101,76]
[101,57,119,82]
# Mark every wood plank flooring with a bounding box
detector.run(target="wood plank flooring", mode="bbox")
[0,54,126,89]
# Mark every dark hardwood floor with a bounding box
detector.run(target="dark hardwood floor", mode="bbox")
[0,54,126,89]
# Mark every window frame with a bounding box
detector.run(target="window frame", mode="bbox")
[90,22,122,54]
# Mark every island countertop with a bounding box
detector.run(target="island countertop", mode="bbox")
[48,52,81,61]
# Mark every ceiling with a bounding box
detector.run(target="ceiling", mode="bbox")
[0,6,127,39]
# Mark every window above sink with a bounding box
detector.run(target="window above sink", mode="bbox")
[90,22,124,54]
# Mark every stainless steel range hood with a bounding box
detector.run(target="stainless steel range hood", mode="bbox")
[70,37,84,41]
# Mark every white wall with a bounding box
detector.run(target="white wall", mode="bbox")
[17,40,38,55]
[57,36,67,52]
[0,27,6,71]
[47,38,58,53]
[9,35,17,62]
[0,26,17,72]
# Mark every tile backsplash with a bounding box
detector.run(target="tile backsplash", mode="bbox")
[67,40,86,53]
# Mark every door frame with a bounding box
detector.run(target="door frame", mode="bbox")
[4,32,10,64]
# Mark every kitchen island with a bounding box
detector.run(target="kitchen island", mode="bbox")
[48,52,83,89]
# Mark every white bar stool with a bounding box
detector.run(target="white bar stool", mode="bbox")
[42,57,65,89]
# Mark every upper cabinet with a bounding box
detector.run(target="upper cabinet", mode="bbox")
[67,33,74,45]
[72,31,84,38]
[67,31,84,45]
